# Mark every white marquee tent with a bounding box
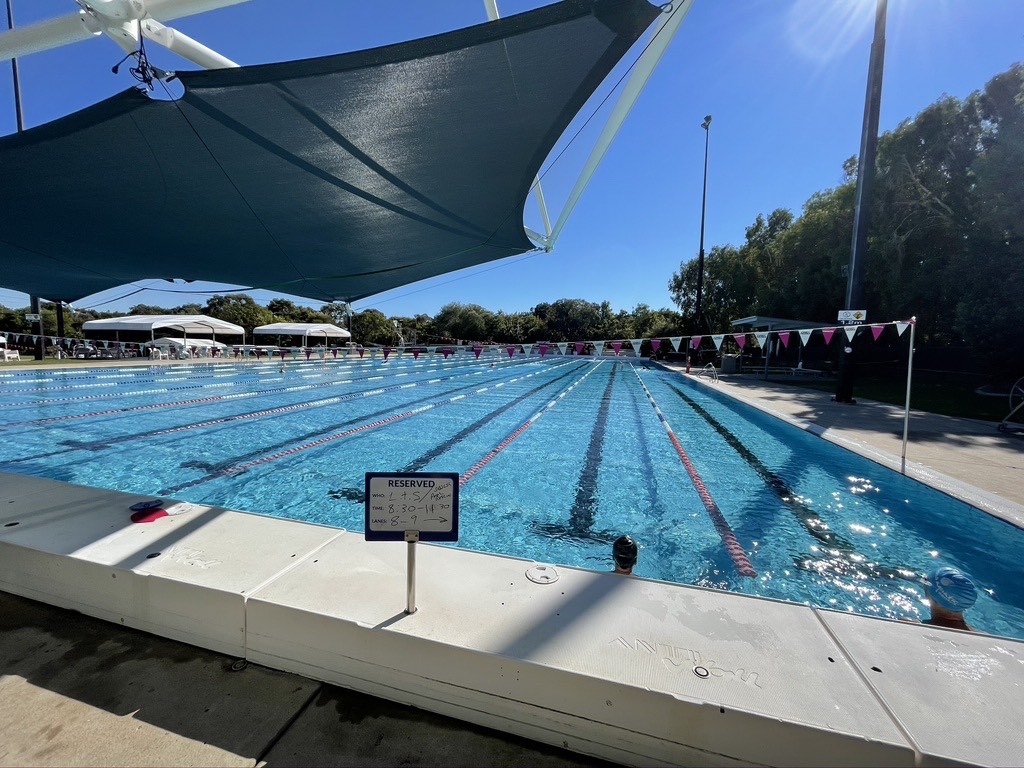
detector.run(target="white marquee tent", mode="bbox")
[81,315,246,344]
[252,323,351,346]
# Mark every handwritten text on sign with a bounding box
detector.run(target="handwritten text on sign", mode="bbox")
[364,472,459,542]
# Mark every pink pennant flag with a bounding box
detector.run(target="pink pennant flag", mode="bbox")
[412,349,421,359]
[506,345,516,358]
[778,332,791,349]
[332,349,338,359]
[473,346,482,359]
[279,349,287,360]
[539,343,549,357]
[651,339,662,351]
[358,347,365,358]
[871,325,885,341]
[574,341,585,355]
[734,334,746,349]
[383,348,391,360]
[822,328,835,345]
[305,349,312,360]
[691,336,702,349]
[442,348,452,359]
[612,341,622,355]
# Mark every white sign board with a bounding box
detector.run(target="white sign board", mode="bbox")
[837,309,867,325]
[364,472,459,542]
[25,313,41,322]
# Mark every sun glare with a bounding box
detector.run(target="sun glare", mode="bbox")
[785,0,876,64]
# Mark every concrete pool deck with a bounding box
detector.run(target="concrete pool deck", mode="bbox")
[2,362,1023,766]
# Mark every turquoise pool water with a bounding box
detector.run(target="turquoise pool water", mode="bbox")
[1,355,1021,640]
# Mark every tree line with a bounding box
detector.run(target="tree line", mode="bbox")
[0,296,685,350]
[669,64,1024,380]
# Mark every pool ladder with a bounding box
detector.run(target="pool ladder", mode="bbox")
[694,363,719,382]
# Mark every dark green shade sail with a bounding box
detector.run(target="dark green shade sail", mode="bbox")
[0,0,660,304]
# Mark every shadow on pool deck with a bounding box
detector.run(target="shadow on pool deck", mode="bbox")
[0,591,617,767]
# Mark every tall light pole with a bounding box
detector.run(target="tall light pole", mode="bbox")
[689,114,712,372]
[835,0,888,403]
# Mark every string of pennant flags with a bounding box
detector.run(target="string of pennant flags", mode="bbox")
[0,319,914,360]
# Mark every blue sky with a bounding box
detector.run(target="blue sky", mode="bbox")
[1,0,1021,318]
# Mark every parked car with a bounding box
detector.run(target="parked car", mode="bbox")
[72,344,98,359]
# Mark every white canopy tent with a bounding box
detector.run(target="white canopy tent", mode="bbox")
[81,314,245,345]
[252,323,351,346]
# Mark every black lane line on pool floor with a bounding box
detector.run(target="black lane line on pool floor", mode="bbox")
[533,364,620,543]
[459,363,605,488]
[630,366,757,578]
[158,361,581,495]
[665,380,919,583]
[664,380,858,552]
[330,361,591,503]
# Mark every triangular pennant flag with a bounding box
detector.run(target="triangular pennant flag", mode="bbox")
[523,344,533,356]
[539,343,549,357]
[669,336,682,352]
[50,337,57,344]
[651,339,662,351]
[574,341,585,355]
[896,322,909,336]
[594,341,605,355]
[557,342,568,355]
[754,332,769,348]
[822,328,835,345]
[383,347,391,360]
[798,329,812,346]
[427,346,436,357]
[691,336,702,349]
[870,325,885,341]
[473,346,482,359]
[733,334,746,349]
[358,347,365,358]
[778,332,791,349]
[844,325,857,342]
[711,334,725,350]
[305,349,313,360]
[630,338,643,354]
[413,349,421,359]
[611,341,622,355]
[441,348,451,359]
[506,345,516,358]
[32,336,38,344]
[332,348,339,359]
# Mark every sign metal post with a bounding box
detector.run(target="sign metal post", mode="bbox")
[365,472,459,615]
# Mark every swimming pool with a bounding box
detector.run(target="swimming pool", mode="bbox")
[1,354,1021,640]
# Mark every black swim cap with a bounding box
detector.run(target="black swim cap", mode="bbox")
[613,535,638,568]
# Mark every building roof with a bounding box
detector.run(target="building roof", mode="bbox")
[730,316,834,331]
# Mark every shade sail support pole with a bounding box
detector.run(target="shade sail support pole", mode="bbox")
[548,0,694,249]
